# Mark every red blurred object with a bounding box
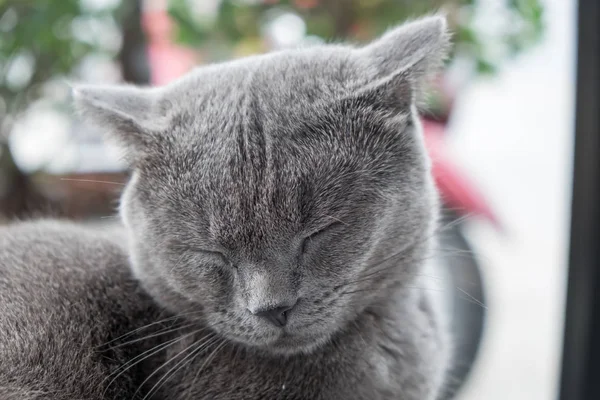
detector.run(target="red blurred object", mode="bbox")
[422,118,501,229]
[142,6,197,86]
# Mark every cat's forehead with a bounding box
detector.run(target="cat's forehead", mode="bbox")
[169,46,361,116]
[156,48,407,210]
[250,47,362,98]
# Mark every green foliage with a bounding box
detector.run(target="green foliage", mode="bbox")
[0,0,127,117]
[0,0,545,119]
[168,0,545,75]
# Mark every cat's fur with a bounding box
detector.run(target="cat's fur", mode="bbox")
[0,16,451,399]
[0,221,165,399]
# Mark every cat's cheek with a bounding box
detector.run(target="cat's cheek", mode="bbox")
[163,262,227,303]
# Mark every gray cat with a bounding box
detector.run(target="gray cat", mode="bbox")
[0,15,451,399]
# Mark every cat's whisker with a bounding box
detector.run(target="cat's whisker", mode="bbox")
[435,213,475,233]
[333,226,486,291]
[59,178,126,186]
[167,252,194,276]
[456,287,487,309]
[184,339,224,400]
[351,321,369,348]
[160,337,224,400]
[324,215,349,226]
[333,247,419,290]
[434,247,478,256]
[107,322,198,350]
[335,267,417,290]
[146,336,225,400]
[336,260,487,309]
[101,335,185,396]
[137,333,218,400]
[433,247,493,264]
[337,263,428,291]
[145,345,204,400]
[342,285,441,297]
[189,338,228,394]
[97,309,202,348]
[101,329,202,396]
[340,285,486,309]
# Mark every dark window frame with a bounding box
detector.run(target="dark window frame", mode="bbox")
[559,0,600,398]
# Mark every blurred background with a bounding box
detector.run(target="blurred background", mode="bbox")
[0,0,574,399]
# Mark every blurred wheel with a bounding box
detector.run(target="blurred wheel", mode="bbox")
[433,209,487,398]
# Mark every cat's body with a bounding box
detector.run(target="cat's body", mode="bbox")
[0,221,163,399]
[0,16,452,400]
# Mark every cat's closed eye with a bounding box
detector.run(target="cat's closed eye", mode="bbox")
[168,240,229,263]
[201,249,230,265]
[300,222,343,254]
[188,247,231,267]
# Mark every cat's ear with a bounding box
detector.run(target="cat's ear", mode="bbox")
[72,84,167,159]
[356,15,451,107]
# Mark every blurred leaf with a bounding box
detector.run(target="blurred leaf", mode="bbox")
[0,0,126,117]
[476,59,497,75]
[0,0,547,120]
[168,0,209,46]
[163,0,545,81]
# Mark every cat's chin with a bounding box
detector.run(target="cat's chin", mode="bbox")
[228,331,331,356]
[267,332,332,356]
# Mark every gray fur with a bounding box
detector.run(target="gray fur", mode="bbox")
[1,16,451,399]
[0,221,165,399]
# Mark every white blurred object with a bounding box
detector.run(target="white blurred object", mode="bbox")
[71,15,123,53]
[449,0,575,398]
[9,104,126,175]
[142,0,168,11]
[5,51,36,91]
[9,106,72,174]
[186,0,222,20]
[262,12,307,50]
[76,54,122,83]
[0,8,17,32]
[80,0,122,12]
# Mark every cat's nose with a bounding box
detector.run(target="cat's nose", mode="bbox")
[250,302,296,327]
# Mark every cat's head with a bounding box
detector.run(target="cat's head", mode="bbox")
[74,16,449,355]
